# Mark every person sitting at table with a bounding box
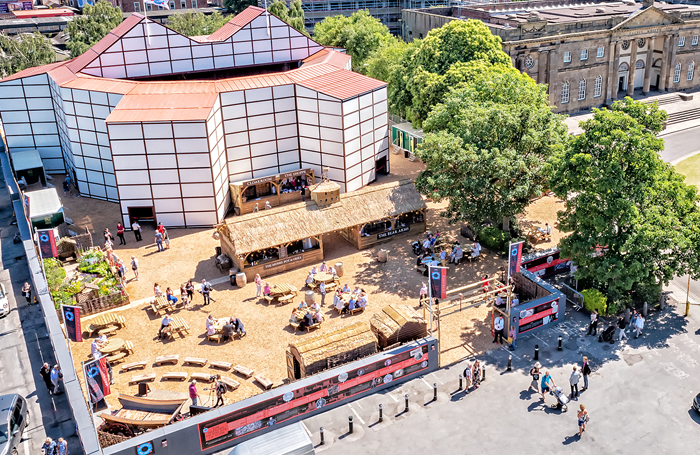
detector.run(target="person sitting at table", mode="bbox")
[154,283,163,297]
[310,266,318,275]
[495,293,505,308]
[263,283,271,297]
[512,294,520,306]
[347,298,357,313]
[232,317,246,337]
[298,301,309,311]
[439,249,447,265]
[158,315,173,339]
[314,310,324,323]
[265,201,272,210]
[342,284,351,293]
[335,295,346,313]
[165,287,178,307]
[329,265,337,276]
[298,311,313,329]
[91,337,106,360]
[450,245,463,264]
[290,309,300,324]
[422,238,431,254]
[538,223,551,235]
[471,241,482,259]
[352,285,361,296]
[311,301,320,313]
[304,273,315,289]
[222,320,235,342]
[207,323,217,336]
[429,257,439,267]
[358,293,368,309]
[205,314,215,330]
[319,261,328,272]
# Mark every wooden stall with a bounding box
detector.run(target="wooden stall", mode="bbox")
[98,394,187,430]
[229,169,315,216]
[218,179,427,281]
[286,322,377,380]
[370,304,428,350]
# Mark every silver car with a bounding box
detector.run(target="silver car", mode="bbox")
[0,394,29,455]
[0,284,8,317]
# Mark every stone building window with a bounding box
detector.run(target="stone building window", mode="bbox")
[134,1,140,11]
[674,63,681,83]
[688,62,695,81]
[561,81,570,104]
[693,35,699,46]
[581,49,588,61]
[597,46,604,58]
[578,79,586,100]
[564,51,572,63]
[525,56,534,68]
[679,36,686,47]
[594,75,602,97]
[635,60,644,69]
[621,40,630,50]
[637,38,645,48]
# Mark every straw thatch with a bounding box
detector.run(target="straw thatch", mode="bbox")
[370,304,428,349]
[223,179,426,255]
[288,322,377,377]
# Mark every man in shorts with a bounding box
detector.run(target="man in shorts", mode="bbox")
[540,370,555,404]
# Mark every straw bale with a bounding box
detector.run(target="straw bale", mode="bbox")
[370,304,428,349]
[289,322,377,373]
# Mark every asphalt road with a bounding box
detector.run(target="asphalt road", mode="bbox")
[302,301,700,454]
[661,124,700,163]
[0,172,81,455]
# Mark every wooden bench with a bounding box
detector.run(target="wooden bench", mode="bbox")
[219,376,240,391]
[150,302,163,316]
[129,373,156,385]
[262,295,274,303]
[233,365,254,379]
[254,375,274,390]
[289,321,300,330]
[278,294,295,304]
[106,352,127,363]
[154,355,179,366]
[116,315,127,327]
[348,307,365,316]
[190,372,213,383]
[123,341,134,354]
[207,333,223,343]
[87,324,100,337]
[183,357,208,367]
[305,322,321,332]
[121,360,148,372]
[162,372,189,382]
[97,326,118,337]
[210,361,233,371]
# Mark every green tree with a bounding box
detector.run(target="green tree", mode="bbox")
[268,0,308,37]
[313,10,392,73]
[414,68,567,229]
[66,0,122,57]
[365,35,414,83]
[0,32,56,78]
[549,98,700,307]
[223,0,257,14]
[167,11,229,36]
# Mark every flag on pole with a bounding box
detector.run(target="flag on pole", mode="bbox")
[143,0,170,8]
[61,305,83,342]
[37,228,58,258]
[508,241,524,280]
[429,266,447,299]
[83,357,111,403]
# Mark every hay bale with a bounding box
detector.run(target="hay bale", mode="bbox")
[370,304,428,349]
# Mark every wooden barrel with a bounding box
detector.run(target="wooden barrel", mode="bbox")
[305,290,315,305]
[378,249,388,263]
[335,262,344,277]
[236,272,247,287]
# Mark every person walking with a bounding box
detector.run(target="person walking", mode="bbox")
[116,222,126,245]
[529,362,541,393]
[50,364,62,395]
[189,380,200,407]
[155,230,164,252]
[130,256,139,281]
[57,437,68,455]
[577,404,588,436]
[617,316,628,343]
[319,281,326,306]
[132,220,142,242]
[213,375,226,407]
[42,438,57,455]
[508,318,517,351]
[39,362,53,394]
[22,282,31,304]
[587,309,598,336]
[254,274,262,298]
[419,283,428,303]
[634,313,644,339]
[463,361,473,391]
[569,365,581,399]
[540,370,555,404]
[493,314,504,344]
[581,356,591,391]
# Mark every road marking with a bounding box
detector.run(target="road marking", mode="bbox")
[388,393,398,402]
[532,334,550,347]
[354,401,363,410]
[348,404,365,425]
[301,422,313,438]
[501,346,520,359]
[419,377,433,390]
[23,438,29,455]
[670,149,700,165]
[429,372,444,385]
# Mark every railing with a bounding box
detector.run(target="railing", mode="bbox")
[560,283,584,311]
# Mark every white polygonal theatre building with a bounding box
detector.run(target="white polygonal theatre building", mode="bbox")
[0,6,390,227]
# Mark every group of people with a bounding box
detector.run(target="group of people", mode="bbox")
[418,236,481,267]
[206,314,246,341]
[461,359,482,391]
[41,437,69,455]
[39,362,64,395]
[154,279,213,309]
[188,376,227,409]
[333,284,368,314]
[290,301,324,328]
[587,308,645,343]
[492,313,518,351]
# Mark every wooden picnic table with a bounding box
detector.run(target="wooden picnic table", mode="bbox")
[269,283,298,297]
[313,272,336,284]
[99,338,125,354]
[170,316,190,336]
[213,318,228,334]
[91,312,118,328]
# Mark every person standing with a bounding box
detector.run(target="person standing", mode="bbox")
[50,365,62,395]
[132,220,142,242]
[508,318,517,351]
[529,362,541,393]
[116,222,126,245]
[186,280,194,303]
[634,314,644,338]
[617,316,628,343]
[39,362,53,394]
[163,227,170,249]
[319,281,326,306]
[587,309,598,336]
[581,356,591,391]
[629,310,638,334]
[130,256,139,281]
[493,314,504,344]
[472,359,481,389]
[419,283,428,303]
[254,274,262,298]
[569,365,581,399]
[155,230,164,252]
[62,179,70,197]
[214,375,226,407]
[577,404,588,436]
[540,370,555,404]
[463,362,473,391]
[22,282,31,304]
[201,280,211,305]
[189,380,200,407]
[57,437,68,455]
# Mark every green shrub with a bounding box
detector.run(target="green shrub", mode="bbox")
[478,226,510,251]
[581,288,607,315]
[43,258,66,291]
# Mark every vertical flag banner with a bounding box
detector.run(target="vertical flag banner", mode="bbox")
[508,241,524,280]
[37,229,58,258]
[83,357,111,403]
[429,267,447,299]
[61,305,82,342]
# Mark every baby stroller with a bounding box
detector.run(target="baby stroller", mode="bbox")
[550,386,569,411]
[411,241,422,256]
[599,325,616,344]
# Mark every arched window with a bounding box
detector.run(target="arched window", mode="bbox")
[688,62,695,80]
[619,62,629,72]
[594,75,603,98]
[561,81,570,104]
[674,63,682,83]
[578,78,586,100]
[635,59,645,69]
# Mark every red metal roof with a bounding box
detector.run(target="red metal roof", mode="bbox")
[0,60,69,83]
[106,92,219,123]
[298,69,386,100]
[207,6,265,42]
[12,8,74,18]
[302,48,351,69]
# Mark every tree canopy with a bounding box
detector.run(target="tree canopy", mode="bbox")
[548,98,700,307]
[167,11,229,37]
[0,32,56,78]
[66,0,122,57]
[414,68,568,228]
[365,35,414,83]
[390,20,511,126]
[313,10,392,73]
[268,0,308,37]
[223,0,256,14]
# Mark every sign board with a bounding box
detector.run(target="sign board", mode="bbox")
[37,228,58,258]
[0,1,33,12]
[278,246,288,259]
[262,254,303,270]
[235,169,312,187]
[377,226,409,240]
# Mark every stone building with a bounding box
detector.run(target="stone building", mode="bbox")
[402,0,700,113]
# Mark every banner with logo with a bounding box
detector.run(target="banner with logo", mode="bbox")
[429,266,447,299]
[83,357,111,403]
[508,241,524,280]
[144,0,170,8]
[61,305,82,342]
[37,228,58,258]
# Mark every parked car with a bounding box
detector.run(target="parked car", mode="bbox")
[693,392,700,413]
[0,394,29,455]
[0,284,8,317]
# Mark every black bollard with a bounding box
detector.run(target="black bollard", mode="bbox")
[404,394,409,413]
[433,383,438,401]
[482,364,486,381]
[320,427,325,445]
[534,344,539,360]
[507,355,512,371]
[558,335,563,351]
[348,416,353,434]
[379,404,383,422]
[459,374,463,390]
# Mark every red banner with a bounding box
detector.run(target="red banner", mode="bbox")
[508,241,524,279]
[37,229,58,258]
[430,266,447,299]
[61,305,82,342]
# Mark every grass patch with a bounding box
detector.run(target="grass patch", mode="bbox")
[675,153,700,189]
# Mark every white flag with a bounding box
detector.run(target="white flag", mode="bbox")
[144,0,170,9]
